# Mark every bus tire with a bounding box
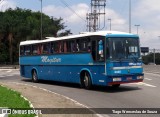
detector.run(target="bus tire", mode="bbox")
[32,70,38,83]
[81,71,92,90]
[112,84,120,88]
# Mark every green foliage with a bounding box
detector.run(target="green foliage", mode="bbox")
[58,30,72,37]
[0,8,71,64]
[0,43,9,63]
[142,53,160,65]
[0,85,34,117]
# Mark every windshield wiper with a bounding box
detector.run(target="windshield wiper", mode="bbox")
[129,54,138,63]
[113,57,125,62]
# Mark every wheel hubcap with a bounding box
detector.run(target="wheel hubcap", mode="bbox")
[84,74,88,87]
[33,71,37,80]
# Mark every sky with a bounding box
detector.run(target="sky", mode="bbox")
[0,0,160,49]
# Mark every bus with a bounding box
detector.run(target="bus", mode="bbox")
[19,31,144,89]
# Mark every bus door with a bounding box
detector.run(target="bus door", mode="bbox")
[91,40,104,62]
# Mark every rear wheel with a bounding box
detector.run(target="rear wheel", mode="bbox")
[81,72,92,89]
[32,70,38,83]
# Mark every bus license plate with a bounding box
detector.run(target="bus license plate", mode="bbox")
[127,77,132,81]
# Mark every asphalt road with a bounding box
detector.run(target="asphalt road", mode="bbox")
[0,68,160,117]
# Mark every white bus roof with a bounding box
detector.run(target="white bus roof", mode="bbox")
[20,31,137,46]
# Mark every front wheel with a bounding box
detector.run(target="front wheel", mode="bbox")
[81,72,92,89]
[32,70,38,83]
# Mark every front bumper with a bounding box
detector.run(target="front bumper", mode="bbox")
[107,74,144,85]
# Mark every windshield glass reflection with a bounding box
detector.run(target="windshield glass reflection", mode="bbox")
[108,38,140,61]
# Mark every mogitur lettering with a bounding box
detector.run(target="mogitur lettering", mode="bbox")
[41,56,61,63]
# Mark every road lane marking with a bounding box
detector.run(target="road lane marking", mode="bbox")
[0,84,37,117]
[133,82,156,88]
[12,73,20,75]
[144,72,160,77]
[6,70,12,73]
[6,82,105,117]
[145,78,152,81]
[6,75,14,77]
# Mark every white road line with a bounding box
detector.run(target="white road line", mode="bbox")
[7,82,105,117]
[6,75,14,77]
[133,82,156,88]
[0,69,19,71]
[0,69,12,71]
[0,85,38,117]
[144,72,160,77]
[6,70,12,73]
[145,78,152,81]
[12,73,20,75]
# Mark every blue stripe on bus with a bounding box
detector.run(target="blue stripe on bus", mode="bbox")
[20,53,98,65]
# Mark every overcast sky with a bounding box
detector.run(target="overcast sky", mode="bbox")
[0,0,160,49]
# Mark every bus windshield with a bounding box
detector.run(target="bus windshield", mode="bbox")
[108,38,140,61]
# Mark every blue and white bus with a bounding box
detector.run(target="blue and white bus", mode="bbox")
[19,31,144,89]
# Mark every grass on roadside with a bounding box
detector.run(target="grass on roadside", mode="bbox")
[0,85,35,117]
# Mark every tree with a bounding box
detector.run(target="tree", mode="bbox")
[142,53,160,65]
[58,30,72,37]
[0,8,71,64]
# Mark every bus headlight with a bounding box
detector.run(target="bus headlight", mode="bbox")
[113,78,122,82]
[137,76,144,79]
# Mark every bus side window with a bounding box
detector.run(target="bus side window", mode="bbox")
[75,39,80,52]
[70,41,73,52]
[88,42,91,52]
[79,38,87,52]
[42,43,50,54]
[32,45,38,55]
[47,43,51,54]
[106,43,110,59]
[77,38,91,52]
[41,44,43,54]
[91,40,97,61]
[65,40,73,53]
[54,42,59,53]
[37,44,41,55]
[57,41,63,53]
[64,41,67,53]
[70,40,76,52]
[24,45,31,55]
[51,42,54,54]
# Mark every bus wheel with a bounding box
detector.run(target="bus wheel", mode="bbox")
[32,70,38,83]
[112,84,120,88]
[83,72,92,89]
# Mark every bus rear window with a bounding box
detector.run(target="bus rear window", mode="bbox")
[20,46,24,56]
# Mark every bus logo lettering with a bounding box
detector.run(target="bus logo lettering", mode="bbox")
[129,63,142,66]
[41,56,61,63]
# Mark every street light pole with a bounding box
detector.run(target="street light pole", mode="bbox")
[135,24,140,34]
[108,18,111,31]
[40,0,43,40]
[129,0,131,33]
